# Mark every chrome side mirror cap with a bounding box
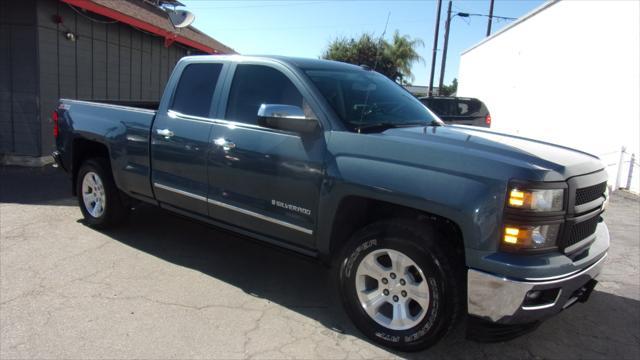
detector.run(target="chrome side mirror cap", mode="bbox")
[257,104,319,134]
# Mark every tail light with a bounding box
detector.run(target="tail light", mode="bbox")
[485,114,492,127]
[52,110,59,138]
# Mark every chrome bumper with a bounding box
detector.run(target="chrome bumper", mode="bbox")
[467,253,607,324]
[51,151,67,171]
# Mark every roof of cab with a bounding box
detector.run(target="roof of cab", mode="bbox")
[181,54,364,71]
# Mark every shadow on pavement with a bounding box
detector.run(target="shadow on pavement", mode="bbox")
[99,204,639,359]
[0,165,75,206]
[3,166,638,358]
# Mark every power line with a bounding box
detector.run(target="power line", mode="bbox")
[66,3,118,24]
[204,19,428,32]
[456,12,517,21]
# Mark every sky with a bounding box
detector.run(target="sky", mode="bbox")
[181,0,545,86]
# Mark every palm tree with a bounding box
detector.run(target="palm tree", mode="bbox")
[386,31,424,85]
[322,31,424,85]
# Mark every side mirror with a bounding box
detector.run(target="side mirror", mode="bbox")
[257,104,319,134]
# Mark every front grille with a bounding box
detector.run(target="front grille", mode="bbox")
[564,215,601,249]
[575,182,607,205]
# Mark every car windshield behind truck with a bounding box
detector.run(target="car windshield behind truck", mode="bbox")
[304,69,437,131]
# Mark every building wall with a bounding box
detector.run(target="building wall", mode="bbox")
[0,0,39,156]
[1,0,198,158]
[458,0,640,192]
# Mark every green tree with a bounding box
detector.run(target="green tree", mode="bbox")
[439,78,458,96]
[321,31,424,85]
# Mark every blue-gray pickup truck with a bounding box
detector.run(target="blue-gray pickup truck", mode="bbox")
[52,55,610,351]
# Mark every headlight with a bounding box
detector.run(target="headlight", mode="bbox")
[508,188,564,212]
[502,224,560,251]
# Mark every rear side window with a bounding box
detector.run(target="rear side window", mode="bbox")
[422,98,486,117]
[171,63,223,117]
[456,100,483,116]
[225,65,304,124]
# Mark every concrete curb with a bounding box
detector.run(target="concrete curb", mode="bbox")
[0,155,54,167]
[614,189,640,201]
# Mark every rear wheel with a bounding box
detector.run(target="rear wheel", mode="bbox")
[76,158,129,228]
[338,220,462,351]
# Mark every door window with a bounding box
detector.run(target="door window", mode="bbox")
[225,65,307,125]
[171,63,223,118]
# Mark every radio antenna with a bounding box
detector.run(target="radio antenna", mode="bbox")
[356,11,391,131]
[372,11,391,72]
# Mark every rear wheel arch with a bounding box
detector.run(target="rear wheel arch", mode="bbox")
[71,138,111,195]
[76,157,129,228]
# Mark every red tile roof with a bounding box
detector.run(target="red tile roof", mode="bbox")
[62,0,236,54]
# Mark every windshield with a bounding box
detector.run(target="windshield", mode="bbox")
[304,69,438,131]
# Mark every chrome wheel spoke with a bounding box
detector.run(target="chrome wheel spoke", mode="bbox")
[362,290,386,318]
[387,250,409,275]
[93,201,103,217]
[407,280,430,302]
[82,171,106,218]
[358,256,387,279]
[389,300,410,329]
[355,248,430,331]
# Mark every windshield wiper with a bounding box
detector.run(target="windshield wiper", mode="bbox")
[354,122,431,133]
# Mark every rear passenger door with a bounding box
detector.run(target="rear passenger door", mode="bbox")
[206,63,326,248]
[151,62,226,215]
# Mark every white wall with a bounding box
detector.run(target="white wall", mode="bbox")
[458,0,640,193]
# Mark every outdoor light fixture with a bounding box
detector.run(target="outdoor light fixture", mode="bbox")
[65,31,76,42]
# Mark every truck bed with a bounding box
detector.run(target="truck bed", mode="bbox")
[57,98,157,199]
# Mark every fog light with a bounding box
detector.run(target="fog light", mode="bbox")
[526,290,541,300]
[523,288,561,308]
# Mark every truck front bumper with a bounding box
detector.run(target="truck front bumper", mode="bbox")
[467,251,606,325]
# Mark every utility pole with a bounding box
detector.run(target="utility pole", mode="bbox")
[428,0,443,96]
[486,0,495,37]
[438,0,452,91]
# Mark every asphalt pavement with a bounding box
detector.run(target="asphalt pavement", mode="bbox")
[1,166,639,359]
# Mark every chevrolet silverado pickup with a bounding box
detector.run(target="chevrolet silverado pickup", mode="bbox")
[52,55,610,351]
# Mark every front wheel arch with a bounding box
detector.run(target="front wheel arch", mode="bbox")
[323,195,466,269]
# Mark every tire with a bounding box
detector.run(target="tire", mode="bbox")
[76,158,129,229]
[337,219,462,352]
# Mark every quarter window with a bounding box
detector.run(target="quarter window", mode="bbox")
[225,65,307,124]
[171,63,223,118]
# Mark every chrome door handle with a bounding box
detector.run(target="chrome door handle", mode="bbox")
[156,128,174,139]
[213,137,236,151]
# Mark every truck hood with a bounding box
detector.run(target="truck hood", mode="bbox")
[379,125,604,181]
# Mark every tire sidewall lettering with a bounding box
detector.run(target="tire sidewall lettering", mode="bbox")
[345,238,377,277]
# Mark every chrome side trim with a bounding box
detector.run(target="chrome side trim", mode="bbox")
[154,182,207,202]
[167,110,299,138]
[207,198,313,235]
[152,182,313,235]
[522,269,582,281]
[61,98,156,114]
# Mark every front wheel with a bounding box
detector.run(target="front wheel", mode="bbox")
[338,220,462,352]
[76,158,129,228]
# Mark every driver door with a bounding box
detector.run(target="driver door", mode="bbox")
[206,63,325,248]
